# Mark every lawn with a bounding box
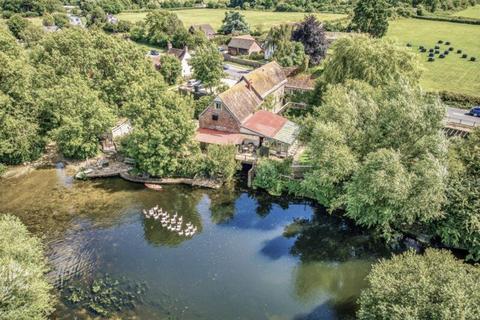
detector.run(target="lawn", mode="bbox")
[452,5,480,19]
[117,9,346,31]
[387,18,480,97]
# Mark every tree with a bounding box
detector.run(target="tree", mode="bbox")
[53,13,69,28]
[0,214,54,320]
[265,24,307,68]
[136,10,188,47]
[218,11,250,35]
[291,15,328,65]
[312,36,421,102]
[159,54,182,85]
[437,129,480,261]
[200,144,239,182]
[190,43,224,92]
[7,14,29,39]
[358,249,480,320]
[122,86,199,177]
[1,0,62,15]
[349,0,390,38]
[37,77,114,159]
[303,80,446,238]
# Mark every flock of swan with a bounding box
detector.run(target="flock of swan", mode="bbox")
[143,206,197,237]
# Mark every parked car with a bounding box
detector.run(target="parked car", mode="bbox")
[468,106,480,117]
[223,65,229,70]
[149,50,159,56]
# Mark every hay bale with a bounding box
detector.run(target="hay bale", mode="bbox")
[439,54,445,58]
[457,49,462,54]
[448,47,454,51]
[406,43,412,47]
[444,50,449,55]
[445,41,450,45]
[438,40,443,44]
[429,48,434,53]
[435,50,440,54]
[471,57,477,62]
[462,54,468,58]
[428,57,435,62]
[435,45,440,49]
[428,53,435,57]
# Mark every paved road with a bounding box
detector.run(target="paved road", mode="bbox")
[446,107,480,127]
[223,63,251,81]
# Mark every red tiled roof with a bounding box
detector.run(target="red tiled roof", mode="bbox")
[195,128,248,145]
[241,110,288,138]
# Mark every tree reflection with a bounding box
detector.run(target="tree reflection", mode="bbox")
[209,186,239,224]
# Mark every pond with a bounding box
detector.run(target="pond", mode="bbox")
[0,167,392,319]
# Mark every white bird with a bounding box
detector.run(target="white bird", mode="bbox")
[178,231,184,236]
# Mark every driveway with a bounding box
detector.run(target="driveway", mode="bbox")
[223,63,251,81]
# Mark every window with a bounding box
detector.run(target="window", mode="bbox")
[212,114,219,121]
[215,101,222,110]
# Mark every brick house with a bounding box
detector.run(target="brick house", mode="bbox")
[196,61,299,157]
[227,35,262,56]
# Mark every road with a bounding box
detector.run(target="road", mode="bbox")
[446,107,480,128]
[223,63,251,81]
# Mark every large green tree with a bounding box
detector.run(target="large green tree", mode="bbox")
[358,249,480,319]
[303,80,446,238]
[437,129,480,261]
[159,54,182,85]
[190,43,224,92]
[218,11,250,35]
[122,86,199,177]
[349,0,390,38]
[0,214,54,320]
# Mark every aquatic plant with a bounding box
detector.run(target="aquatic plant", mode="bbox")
[62,274,148,317]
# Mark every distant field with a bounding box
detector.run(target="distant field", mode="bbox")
[387,18,480,97]
[453,5,480,19]
[117,9,346,30]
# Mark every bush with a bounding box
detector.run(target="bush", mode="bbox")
[357,249,480,320]
[200,144,239,182]
[6,14,29,38]
[253,158,293,196]
[0,214,54,319]
[0,163,6,176]
[42,14,54,27]
[53,13,69,28]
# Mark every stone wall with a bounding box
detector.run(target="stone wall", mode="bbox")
[199,104,241,133]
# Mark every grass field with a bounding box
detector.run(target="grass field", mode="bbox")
[387,18,480,97]
[452,5,480,19]
[117,9,346,31]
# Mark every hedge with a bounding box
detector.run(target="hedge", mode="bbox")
[413,15,480,25]
[437,91,480,106]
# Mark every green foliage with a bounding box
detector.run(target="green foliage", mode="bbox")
[52,13,69,28]
[159,54,182,85]
[38,77,114,159]
[219,10,250,34]
[0,163,5,176]
[122,89,198,177]
[193,95,213,119]
[62,274,147,317]
[200,144,239,182]
[0,214,54,320]
[266,24,306,67]
[190,42,224,91]
[129,10,193,48]
[313,36,422,102]
[42,13,54,26]
[349,0,390,38]
[1,0,62,15]
[303,79,447,238]
[253,158,293,196]
[437,129,480,260]
[291,14,327,65]
[358,249,480,320]
[7,14,29,38]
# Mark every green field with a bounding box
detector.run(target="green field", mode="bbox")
[387,18,480,97]
[453,5,480,19]
[117,9,346,31]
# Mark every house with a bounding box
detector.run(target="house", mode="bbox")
[166,43,192,78]
[102,118,133,152]
[227,35,262,56]
[189,24,215,40]
[197,61,299,157]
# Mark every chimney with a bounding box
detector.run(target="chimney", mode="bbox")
[167,42,172,50]
[246,79,253,90]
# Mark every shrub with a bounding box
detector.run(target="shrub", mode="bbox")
[42,14,54,27]
[0,163,6,176]
[357,249,480,320]
[200,144,239,182]
[253,158,293,196]
[0,214,54,319]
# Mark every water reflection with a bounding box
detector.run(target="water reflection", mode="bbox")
[0,169,392,320]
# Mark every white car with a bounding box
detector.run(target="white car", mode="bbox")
[187,79,201,87]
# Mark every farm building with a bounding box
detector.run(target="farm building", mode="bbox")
[189,24,216,40]
[197,61,299,157]
[227,35,262,56]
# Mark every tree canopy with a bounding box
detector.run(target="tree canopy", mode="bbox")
[266,24,307,68]
[349,0,390,38]
[358,249,480,319]
[291,14,327,65]
[0,214,54,320]
[190,43,224,92]
[218,10,250,35]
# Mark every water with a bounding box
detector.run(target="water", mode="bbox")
[0,168,391,319]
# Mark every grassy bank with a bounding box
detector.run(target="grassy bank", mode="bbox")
[453,5,480,19]
[387,18,480,97]
[117,9,346,30]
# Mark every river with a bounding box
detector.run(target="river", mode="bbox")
[0,167,392,319]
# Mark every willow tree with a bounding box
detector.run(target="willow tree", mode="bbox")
[358,249,480,319]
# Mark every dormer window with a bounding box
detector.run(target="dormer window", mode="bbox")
[214,101,222,110]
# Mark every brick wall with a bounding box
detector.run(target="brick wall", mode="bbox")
[199,104,241,133]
